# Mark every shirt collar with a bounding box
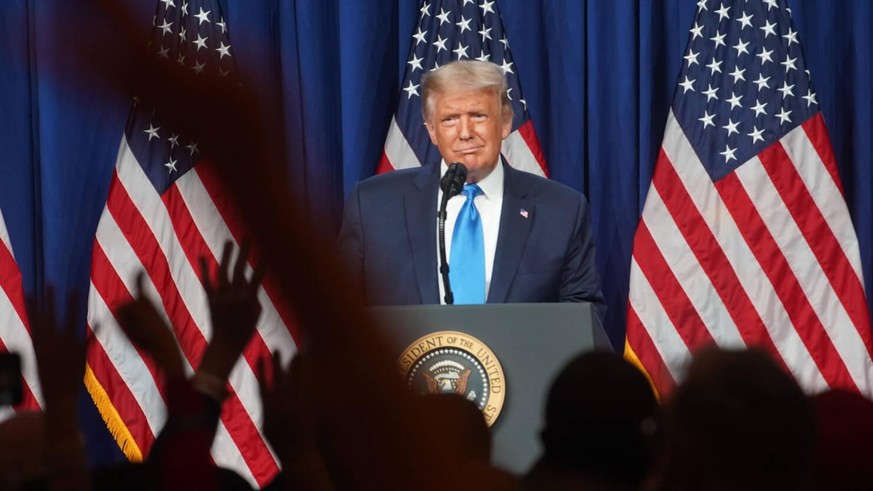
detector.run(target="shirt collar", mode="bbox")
[439,159,504,200]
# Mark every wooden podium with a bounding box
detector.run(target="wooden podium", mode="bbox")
[369,302,610,474]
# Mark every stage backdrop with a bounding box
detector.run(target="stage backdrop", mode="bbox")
[0,0,870,467]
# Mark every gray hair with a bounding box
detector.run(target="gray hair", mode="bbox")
[420,60,513,123]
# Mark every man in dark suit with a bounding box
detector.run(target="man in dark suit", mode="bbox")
[338,60,604,319]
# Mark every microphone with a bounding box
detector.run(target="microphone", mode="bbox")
[440,162,468,198]
[437,163,468,304]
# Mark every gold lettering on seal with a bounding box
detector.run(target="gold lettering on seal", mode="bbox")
[397,330,506,426]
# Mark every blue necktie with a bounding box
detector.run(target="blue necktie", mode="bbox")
[450,184,485,304]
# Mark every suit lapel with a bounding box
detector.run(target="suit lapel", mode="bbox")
[488,163,533,303]
[406,164,440,304]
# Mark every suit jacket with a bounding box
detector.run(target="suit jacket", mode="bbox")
[338,161,605,316]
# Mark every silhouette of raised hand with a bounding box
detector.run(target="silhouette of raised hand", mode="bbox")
[197,240,265,389]
[116,273,184,378]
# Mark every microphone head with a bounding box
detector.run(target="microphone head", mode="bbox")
[440,162,468,197]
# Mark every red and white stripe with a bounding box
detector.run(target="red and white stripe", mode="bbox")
[86,137,299,488]
[378,117,547,177]
[0,210,42,421]
[627,110,873,398]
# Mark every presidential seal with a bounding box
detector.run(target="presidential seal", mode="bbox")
[398,331,506,426]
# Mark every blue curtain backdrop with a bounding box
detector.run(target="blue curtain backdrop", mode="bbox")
[0,0,870,466]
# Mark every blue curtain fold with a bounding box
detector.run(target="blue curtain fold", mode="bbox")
[0,0,870,468]
[0,0,38,291]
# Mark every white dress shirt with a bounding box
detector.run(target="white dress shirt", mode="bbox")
[436,160,504,304]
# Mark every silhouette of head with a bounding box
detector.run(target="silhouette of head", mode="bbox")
[808,389,873,489]
[539,350,657,486]
[658,346,815,490]
[417,393,491,462]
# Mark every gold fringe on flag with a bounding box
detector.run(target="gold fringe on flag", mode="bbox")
[624,340,661,401]
[83,363,143,462]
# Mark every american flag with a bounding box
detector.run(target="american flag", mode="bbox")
[625,0,873,398]
[0,209,41,421]
[378,0,546,176]
[84,1,298,487]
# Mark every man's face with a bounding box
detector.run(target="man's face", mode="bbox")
[425,88,513,183]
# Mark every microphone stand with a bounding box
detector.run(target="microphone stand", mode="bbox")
[438,163,466,304]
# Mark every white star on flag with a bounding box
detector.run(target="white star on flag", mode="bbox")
[626,0,873,404]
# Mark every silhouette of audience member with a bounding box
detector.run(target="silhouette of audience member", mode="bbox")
[416,394,517,490]
[112,240,263,491]
[808,389,873,489]
[522,351,657,491]
[89,462,254,491]
[4,242,266,490]
[0,411,47,489]
[418,394,492,462]
[653,346,815,491]
[25,289,91,491]
[259,352,336,491]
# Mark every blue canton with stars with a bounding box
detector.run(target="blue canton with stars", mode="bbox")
[125,0,236,194]
[396,0,533,167]
[673,0,818,182]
